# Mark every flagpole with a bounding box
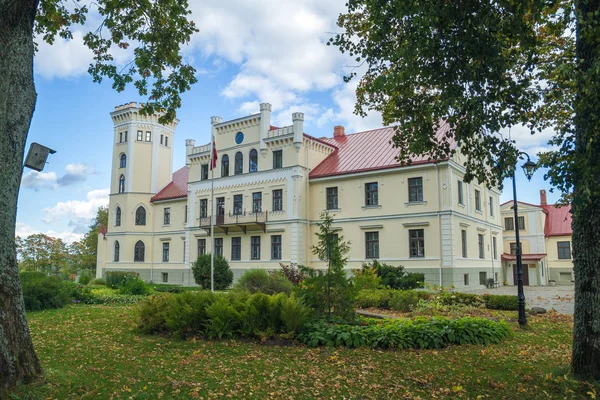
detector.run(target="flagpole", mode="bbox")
[210,134,215,292]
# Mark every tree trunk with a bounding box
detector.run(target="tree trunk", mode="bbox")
[571,0,600,381]
[0,0,43,390]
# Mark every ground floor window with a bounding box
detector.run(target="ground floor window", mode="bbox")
[162,273,168,283]
[464,274,469,286]
[215,238,223,257]
[479,271,487,285]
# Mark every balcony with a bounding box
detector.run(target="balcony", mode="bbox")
[199,211,268,235]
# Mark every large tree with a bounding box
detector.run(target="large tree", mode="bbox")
[331,0,599,379]
[0,0,197,390]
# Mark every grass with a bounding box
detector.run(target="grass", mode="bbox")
[10,305,596,399]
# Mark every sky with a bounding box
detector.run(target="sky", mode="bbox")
[17,0,562,244]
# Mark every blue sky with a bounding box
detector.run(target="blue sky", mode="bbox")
[18,0,562,243]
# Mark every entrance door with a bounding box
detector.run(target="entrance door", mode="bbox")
[512,264,530,286]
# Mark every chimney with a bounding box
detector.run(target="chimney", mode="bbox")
[334,125,345,138]
[540,189,547,206]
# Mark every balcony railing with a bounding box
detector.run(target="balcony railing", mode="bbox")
[199,211,268,235]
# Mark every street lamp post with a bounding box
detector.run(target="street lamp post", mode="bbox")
[512,153,537,327]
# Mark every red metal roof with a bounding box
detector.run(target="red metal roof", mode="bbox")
[501,253,546,261]
[309,122,453,178]
[98,223,107,238]
[151,167,188,202]
[542,204,572,237]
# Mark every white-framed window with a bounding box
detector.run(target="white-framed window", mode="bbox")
[162,243,169,262]
[365,232,379,258]
[163,207,171,225]
[145,131,151,141]
[475,189,482,211]
[409,229,424,258]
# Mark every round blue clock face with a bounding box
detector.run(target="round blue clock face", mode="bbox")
[235,132,244,144]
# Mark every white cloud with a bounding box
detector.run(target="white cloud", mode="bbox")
[21,171,58,191]
[35,30,94,79]
[21,163,95,191]
[500,125,556,158]
[42,189,109,234]
[16,222,84,244]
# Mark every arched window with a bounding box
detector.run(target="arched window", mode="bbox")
[120,153,126,168]
[119,175,125,193]
[114,241,120,262]
[234,152,243,175]
[135,206,146,225]
[249,149,258,173]
[115,207,121,226]
[221,154,229,177]
[134,241,145,262]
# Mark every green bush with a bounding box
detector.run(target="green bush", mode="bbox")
[20,272,71,311]
[354,289,394,308]
[362,261,425,290]
[438,292,483,307]
[85,287,146,305]
[119,278,152,295]
[297,317,512,349]
[135,291,311,340]
[89,278,105,285]
[192,253,233,290]
[150,284,183,293]
[78,271,92,285]
[235,269,294,295]
[483,294,519,310]
[352,267,381,290]
[105,271,141,289]
[388,290,431,312]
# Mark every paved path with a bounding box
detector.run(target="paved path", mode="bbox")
[459,285,575,315]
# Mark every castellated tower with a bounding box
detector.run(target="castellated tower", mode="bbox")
[96,102,178,279]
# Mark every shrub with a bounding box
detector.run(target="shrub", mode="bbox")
[388,290,431,312]
[205,296,242,339]
[352,267,381,290]
[235,269,293,295]
[483,294,519,310]
[192,253,233,290]
[279,294,311,333]
[363,260,425,290]
[438,292,483,307]
[78,271,92,285]
[297,317,512,349]
[164,291,216,338]
[354,289,394,308]
[105,271,140,289]
[151,284,183,293]
[89,278,105,285]
[85,287,146,305]
[119,278,152,295]
[278,263,306,285]
[135,293,174,334]
[20,272,71,311]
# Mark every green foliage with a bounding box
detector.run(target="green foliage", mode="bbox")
[84,287,147,305]
[297,317,512,349]
[20,272,71,311]
[299,213,356,322]
[483,294,519,311]
[150,284,183,293]
[438,292,484,307]
[352,266,381,290]
[119,278,152,295]
[363,260,424,290]
[355,289,394,308]
[388,290,431,312]
[192,253,233,290]
[235,269,293,295]
[104,271,141,289]
[88,278,105,286]
[78,271,92,285]
[134,291,311,340]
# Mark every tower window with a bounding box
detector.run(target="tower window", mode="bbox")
[137,130,143,141]
[124,131,127,142]
[115,206,121,226]
[119,132,123,143]
[249,149,258,173]
[145,131,151,142]
[160,134,164,145]
[134,241,145,262]
[234,152,243,175]
[120,154,126,168]
[118,175,125,193]
[165,136,168,147]
[135,206,146,225]
[114,241,120,262]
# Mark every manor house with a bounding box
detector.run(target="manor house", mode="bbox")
[96,102,503,288]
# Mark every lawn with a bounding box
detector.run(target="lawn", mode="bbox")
[11,305,595,399]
